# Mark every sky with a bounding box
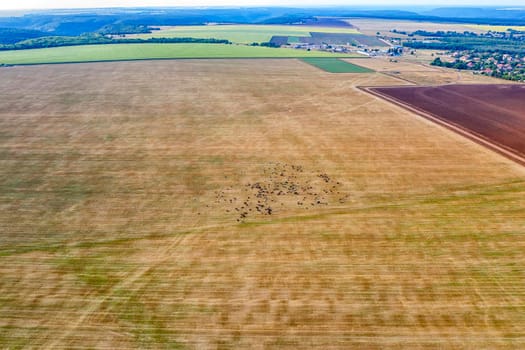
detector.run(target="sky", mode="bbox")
[0,0,524,10]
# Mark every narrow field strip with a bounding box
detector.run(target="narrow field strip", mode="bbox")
[301,57,374,73]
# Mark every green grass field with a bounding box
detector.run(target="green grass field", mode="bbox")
[287,36,301,43]
[0,43,362,65]
[301,58,374,73]
[130,25,361,44]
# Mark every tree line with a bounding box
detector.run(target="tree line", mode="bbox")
[0,34,231,51]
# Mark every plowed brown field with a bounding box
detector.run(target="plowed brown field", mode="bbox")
[370,84,525,165]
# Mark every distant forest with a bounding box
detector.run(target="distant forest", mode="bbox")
[0,34,230,51]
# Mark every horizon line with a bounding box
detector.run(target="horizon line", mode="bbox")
[1,4,525,11]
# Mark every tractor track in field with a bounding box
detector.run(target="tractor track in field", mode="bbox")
[42,232,190,349]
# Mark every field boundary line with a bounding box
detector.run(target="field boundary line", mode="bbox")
[379,71,418,85]
[0,55,366,67]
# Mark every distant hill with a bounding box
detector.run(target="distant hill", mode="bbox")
[0,7,525,40]
[424,7,525,20]
[0,27,48,44]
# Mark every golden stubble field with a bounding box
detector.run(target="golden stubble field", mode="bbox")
[348,18,487,37]
[0,59,524,349]
[347,56,504,86]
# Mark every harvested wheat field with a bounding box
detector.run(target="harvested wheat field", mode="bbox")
[0,59,524,349]
[347,19,487,37]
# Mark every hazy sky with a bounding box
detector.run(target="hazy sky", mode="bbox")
[0,0,524,10]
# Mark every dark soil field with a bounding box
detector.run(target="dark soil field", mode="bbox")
[269,35,289,46]
[370,84,525,165]
[301,32,387,46]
